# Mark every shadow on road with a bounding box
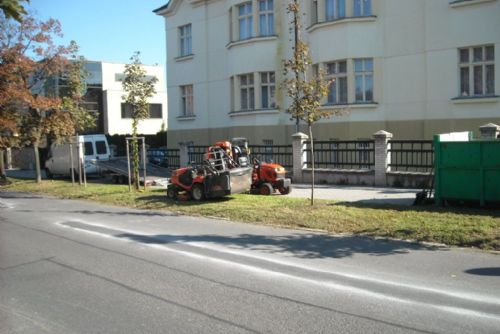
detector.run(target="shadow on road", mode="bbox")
[465,267,500,276]
[115,232,443,259]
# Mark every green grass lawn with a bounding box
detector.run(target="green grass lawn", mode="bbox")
[2,178,500,251]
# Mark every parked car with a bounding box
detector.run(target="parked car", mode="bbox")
[147,148,169,167]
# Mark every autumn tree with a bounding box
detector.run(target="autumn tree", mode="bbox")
[122,52,157,191]
[282,1,343,205]
[0,13,86,183]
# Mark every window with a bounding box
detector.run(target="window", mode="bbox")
[179,24,192,57]
[459,45,495,97]
[180,85,194,116]
[238,2,253,40]
[96,141,107,155]
[121,103,134,118]
[326,0,345,21]
[84,142,94,156]
[353,0,372,17]
[260,72,276,108]
[240,74,255,110]
[354,58,374,102]
[326,61,348,104]
[149,104,163,118]
[259,0,274,36]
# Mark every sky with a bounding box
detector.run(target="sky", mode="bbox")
[29,0,168,69]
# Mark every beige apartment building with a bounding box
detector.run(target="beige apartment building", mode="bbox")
[155,0,499,146]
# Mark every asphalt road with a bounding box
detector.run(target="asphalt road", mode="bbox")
[1,191,499,334]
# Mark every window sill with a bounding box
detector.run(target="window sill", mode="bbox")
[321,102,378,110]
[229,108,279,117]
[307,16,377,33]
[451,96,499,104]
[175,54,194,62]
[226,35,278,49]
[177,115,196,121]
[449,0,497,8]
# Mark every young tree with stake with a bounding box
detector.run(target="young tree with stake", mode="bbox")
[282,0,344,205]
[122,52,157,191]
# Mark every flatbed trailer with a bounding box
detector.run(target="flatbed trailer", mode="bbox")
[94,157,170,186]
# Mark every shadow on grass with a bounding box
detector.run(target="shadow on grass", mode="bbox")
[329,200,500,218]
[136,195,234,207]
[115,231,443,259]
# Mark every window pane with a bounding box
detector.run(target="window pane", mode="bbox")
[338,61,347,73]
[363,0,372,15]
[365,75,373,101]
[84,142,94,156]
[473,47,483,62]
[460,67,470,96]
[328,81,337,104]
[259,0,266,11]
[261,72,268,83]
[241,89,248,109]
[355,75,363,101]
[270,86,276,107]
[262,86,268,108]
[239,19,247,39]
[326,0,334,20]
[353,0,361,16]
[339,0,346,17]
[249,88,255,109]
[354,59,363,72]
[327,63,336,74]
[339,77,348,103]
[241,75,247,86]
[269,72,275,83]
[485,46,494,61]
[96,141,107,154]
[268,14,274,35]
[486,64,495,95]
[149,104,162,118]
[459,49,469,64]
[248,74,254,85]
[365,59,373,72]
[473,65,483,95]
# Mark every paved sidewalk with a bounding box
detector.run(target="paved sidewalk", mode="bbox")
[287,183,419,205]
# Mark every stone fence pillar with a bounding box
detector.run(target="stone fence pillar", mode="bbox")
[373,130,393,187]
[179,141,190,167]
[292,132,308,183]
[479,123,500,139]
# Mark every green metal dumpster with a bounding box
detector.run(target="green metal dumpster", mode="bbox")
[434,131,500,206]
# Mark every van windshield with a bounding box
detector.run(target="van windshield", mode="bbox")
[84,142,94,156]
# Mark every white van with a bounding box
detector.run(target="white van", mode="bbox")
[45,134,110,178]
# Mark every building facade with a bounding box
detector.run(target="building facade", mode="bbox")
[50,61,168,136]
[155,0,499,146]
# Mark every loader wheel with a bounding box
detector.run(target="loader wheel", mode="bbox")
[278,186,292,195]
[191,183,205,201]
[259,183,273,196]
[167,187,178,200]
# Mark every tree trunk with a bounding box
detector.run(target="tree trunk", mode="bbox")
[309,124,315,206]
[33,143,42,183]
[132,119,140,191]
[0,149,6,184]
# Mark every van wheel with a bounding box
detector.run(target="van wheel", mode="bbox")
[191,184,205,201]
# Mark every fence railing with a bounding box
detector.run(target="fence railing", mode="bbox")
[305,140,375,170]
[187,145,209,165]
[165,149,180,169]
[388,140,434,173]
[249,145,293,169]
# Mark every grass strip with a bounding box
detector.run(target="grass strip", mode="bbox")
[2,178,499,250]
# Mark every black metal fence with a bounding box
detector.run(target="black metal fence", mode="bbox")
[388,140,434,173]
[165,149,180,169]
[249,145,293,169]
[187,145,209,165]
[305,140,375,170]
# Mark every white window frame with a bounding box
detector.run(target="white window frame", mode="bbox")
[179,24,192,57]
[459,45,495,97]
[258,0,274,36]
[260,72,276,109]
[353,0,372,17]
[239,73,255,111]
[326,0,346,21]
[325,60,348,105]
[354,58,374,103]
[180,85,194,117]
[238,2,253,40]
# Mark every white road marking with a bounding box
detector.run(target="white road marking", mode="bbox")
[55,219,500,321]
